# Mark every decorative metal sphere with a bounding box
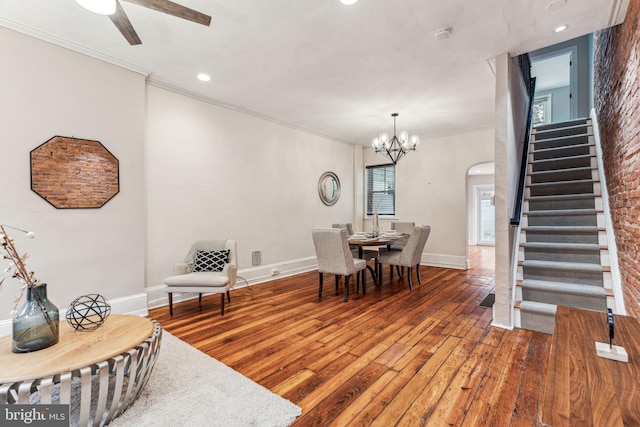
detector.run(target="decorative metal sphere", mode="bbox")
[66,294,111,331]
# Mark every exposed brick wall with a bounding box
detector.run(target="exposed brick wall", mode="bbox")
[594,0,640,317]
[30,136,119,209]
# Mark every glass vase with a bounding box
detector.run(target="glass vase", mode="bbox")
[12,283,60,353]
[372,213,379,237]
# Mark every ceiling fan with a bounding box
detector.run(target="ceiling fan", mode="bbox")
[76,0,211,45]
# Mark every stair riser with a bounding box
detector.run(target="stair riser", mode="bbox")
[531,155,592,172]
[523,248,600,264]
[530,168,593,184]
[535,119,588,131]
[522,288,607,311]
[528,198,595,211]
[534,134,590,150]
[518,245,608,262]
[534,126,590,140]
[523,231,600,244]
[529,181,593,197]
[526,214,597,227]
[519,309,555,334]
[522,266,603,286]
[533,144,590,161]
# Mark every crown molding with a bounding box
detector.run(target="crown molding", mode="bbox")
[609,0,631,26]
[0,17,151,77]
[146,79,356,147]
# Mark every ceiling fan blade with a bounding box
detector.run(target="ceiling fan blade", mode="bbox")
[122,0,211,26]
[109,1,142,45]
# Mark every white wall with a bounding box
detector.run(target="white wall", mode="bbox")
[536,86,571,122]
[363,128,495,269]
[530,34,593,119]
[493,53,530,329]
[0,28,147,332]
[0,27,502,331]
[145,86,356,303]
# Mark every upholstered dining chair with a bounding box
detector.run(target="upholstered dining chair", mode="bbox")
[376,226,431,290]
[312,228,367,302]
[391,221,416,234]
[162,239,237,316]
[332,223,354,235]
[332,223,379,261]
[385,221,416,253]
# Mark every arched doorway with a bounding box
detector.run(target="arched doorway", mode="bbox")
[466,162,495,275]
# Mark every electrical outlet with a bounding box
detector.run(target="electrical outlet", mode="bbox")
[251,250,261,266]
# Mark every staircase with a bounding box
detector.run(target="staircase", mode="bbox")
[515,118,614,334]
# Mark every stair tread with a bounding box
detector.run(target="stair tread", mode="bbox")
[524,225,601,232]
[535,123,588,131]
[523,259,603,272]
[531,153,591,164]
[531,166,593,175]
[529,178,595,187]
[534,119,589,132]
[523,242,601,251]
[533,143,591,155]
[534,129,590,140]
[532,133,591,144]
[521,279,607,295]
[519,300,557,314]
[525,208,597,216]
[528,193,595,201]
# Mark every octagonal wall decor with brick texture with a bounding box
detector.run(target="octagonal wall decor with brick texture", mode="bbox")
[30,136,119,209]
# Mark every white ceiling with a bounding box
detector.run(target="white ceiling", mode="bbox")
[0,0,629,146]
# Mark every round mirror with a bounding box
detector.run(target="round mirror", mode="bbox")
[318,171,341,206]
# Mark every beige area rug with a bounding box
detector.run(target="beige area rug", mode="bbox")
[108,330,301,427]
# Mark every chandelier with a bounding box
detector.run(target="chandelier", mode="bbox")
[371,113,419,164]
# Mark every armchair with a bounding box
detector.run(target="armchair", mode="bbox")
[162,239,237,316]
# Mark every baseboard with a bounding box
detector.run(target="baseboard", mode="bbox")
[146,252,468,309]
[146,256,318,309]
[0,292,149,338]
[490,320,514,330]
[421,253,467,270]
[0,250,468,336]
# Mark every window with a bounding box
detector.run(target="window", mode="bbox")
[475,186,495,245]
[366,164,395,216]
[532,94,552,126]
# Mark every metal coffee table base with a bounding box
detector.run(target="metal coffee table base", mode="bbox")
[0,320,162,427]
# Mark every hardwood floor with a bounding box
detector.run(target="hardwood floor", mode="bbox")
[149,246,550,426]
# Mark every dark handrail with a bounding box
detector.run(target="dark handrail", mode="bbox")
[510,54,537,226]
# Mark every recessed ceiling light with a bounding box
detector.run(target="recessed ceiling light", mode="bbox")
[197,73,211,82]
[340,0,358,5]
[554,24,569,33]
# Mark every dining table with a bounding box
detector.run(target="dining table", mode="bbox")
[347,233,408,285]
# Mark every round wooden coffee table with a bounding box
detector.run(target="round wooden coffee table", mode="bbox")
[0,315,162,427]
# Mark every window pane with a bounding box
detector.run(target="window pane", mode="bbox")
[533,102,545,124]
[479,190,495,243]
[366,164,395,215]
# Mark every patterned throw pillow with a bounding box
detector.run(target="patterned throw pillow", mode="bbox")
[193,250,230,272]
